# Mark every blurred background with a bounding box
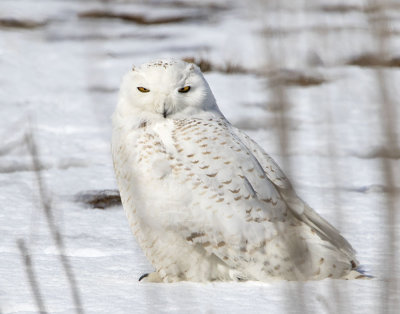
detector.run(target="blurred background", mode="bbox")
[0,0,399,313]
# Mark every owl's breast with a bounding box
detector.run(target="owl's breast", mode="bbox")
[113,123,194,230]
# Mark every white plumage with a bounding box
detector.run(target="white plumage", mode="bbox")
[112,59,363,282]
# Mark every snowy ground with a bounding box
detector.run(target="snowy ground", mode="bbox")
[1,0,399,313]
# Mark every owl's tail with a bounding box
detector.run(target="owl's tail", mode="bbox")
[287,195,376,279]
[283,190,357,264]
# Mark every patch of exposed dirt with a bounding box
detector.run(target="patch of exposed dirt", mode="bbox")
[319,2,400,13]
[269,69,327,87]
[352,146,400,159]
[347,53,400,67]
[0,18,47,29]
[160,1,228,11]
[319,4,362,13]
[76,190,121,209]
[364,2,400,13]
[79,10,195,25]
[183,57,250,74]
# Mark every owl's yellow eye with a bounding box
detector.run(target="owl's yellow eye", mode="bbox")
[137,87,150,93]
[178,86,191,93]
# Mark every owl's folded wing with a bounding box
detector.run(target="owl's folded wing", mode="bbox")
[231,126,357,264]
[161,119,311,277]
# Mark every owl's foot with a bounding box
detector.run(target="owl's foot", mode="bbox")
[138,272,162,282]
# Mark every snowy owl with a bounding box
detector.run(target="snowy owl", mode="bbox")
[112,59,364,282]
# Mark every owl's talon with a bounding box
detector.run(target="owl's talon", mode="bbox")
[138,273,149,281]
[138,272,162,282]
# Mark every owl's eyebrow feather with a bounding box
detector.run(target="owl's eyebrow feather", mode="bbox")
[176,76,189,88]
[175,64,195,87]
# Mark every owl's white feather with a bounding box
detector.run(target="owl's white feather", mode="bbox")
[112,59,362,282]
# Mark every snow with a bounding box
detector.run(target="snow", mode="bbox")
[0,0,399,313]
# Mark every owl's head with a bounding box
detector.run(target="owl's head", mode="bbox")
[115,59,223,126]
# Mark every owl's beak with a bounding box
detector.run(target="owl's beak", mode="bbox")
[162,99,172,118]
[156,96,171,118]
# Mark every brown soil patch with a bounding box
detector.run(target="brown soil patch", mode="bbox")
[0,18,47,29]
[159,1,228,11]
[269,69,327,87]
[348,54,400,67]
[76,190,121,209]
[79,10,192,25]
[183,57,250,74]
[319,4,361,13]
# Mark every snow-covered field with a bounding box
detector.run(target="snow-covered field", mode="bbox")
[1,0,399,313]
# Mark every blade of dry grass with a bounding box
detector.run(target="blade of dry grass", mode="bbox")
[256,1,310,311]
[366,1,399,312]
[17,239,48,314]
[25,131,85,314]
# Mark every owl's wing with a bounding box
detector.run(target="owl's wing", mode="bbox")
[231,126,357,262]
[160,119,291,275]
[158,118,352,275]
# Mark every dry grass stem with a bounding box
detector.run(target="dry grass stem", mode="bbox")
[17,239,48,314]
[366,1,399,312]
[25,132,85,314]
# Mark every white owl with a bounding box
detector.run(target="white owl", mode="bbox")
[112,59,364,282]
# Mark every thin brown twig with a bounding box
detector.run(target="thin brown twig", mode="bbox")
[25,131,85,314]
[17,239,48,314]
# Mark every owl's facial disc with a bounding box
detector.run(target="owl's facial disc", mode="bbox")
[132,66,197,118]
[136,84,193,117]
[118,59,219,122]
[134,83,194,118]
